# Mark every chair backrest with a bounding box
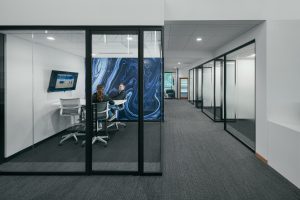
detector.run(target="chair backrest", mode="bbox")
[94,102,109,120]
[60,98,81,116]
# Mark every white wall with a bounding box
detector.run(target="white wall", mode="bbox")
[214,21,300,188]
[0,0,164,25]
[33,43,85,144]
[268,122,300,188]
[165,0,300,21]
[266,20,300,188]
[5,35,85,157]
[5,35,33,157]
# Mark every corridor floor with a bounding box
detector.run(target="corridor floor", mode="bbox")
[0,100,299,200]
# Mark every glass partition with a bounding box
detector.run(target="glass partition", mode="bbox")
[214,57,224,121]
[193,68,197,105]
[164,72,175,99]
[180,78,188,99]
[91,33,139,172]
[143,31,162,173]
[225,43,255,149]
[202,61,214,119]
[189,69,194,103]
[202,58,224,121]
[0,30,86,172]
[195,67,202,108]
[0,27,163,175]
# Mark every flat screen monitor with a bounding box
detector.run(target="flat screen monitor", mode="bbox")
[48,70,78,92]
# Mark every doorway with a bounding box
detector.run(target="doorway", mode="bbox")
[179,78,188,99]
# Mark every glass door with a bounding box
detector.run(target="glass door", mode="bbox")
[202,61,214,119]
[90,31,139,172]
[214,57,224,121]
[195,67,202,108]
[225,43,256,149]
[180,78,188,99]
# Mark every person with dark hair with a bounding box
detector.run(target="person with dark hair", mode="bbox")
[93,85,114,105]
[111,83,126,100]
[92,85,114,118]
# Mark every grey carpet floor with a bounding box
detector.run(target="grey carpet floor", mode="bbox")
[0,100,299,200]
[2,122,160,163]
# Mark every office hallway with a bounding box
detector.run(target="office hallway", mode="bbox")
[0,100,299,200]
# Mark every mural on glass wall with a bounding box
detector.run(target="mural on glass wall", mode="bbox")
[92,58,162,120]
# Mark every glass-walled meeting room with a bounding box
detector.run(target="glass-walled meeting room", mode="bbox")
[191,41,256,150]
[0,27,163,175]
[202,58,224,122]
[225,42,255,149]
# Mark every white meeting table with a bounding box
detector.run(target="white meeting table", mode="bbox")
[53,99,126,107]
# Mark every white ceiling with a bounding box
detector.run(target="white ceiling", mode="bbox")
[164,20,262,70]
[1,22,260,70]
[0,30,162,58]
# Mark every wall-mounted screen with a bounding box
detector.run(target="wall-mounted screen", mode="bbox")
[92,58,162,121]
[48,70,78,92]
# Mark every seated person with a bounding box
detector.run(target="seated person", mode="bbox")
[92,85,114,118]
[111,83,126,100]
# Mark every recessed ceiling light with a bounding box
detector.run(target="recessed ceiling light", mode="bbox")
[45,30,48,34]
[178,62,181,65]
[127,36,133,40]
[46,36,55,41]
[92,53,96,57]
[196,37,202,42]
[248,54,256,58]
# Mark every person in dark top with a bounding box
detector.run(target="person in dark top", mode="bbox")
[111,83,126,100]
[92,85,114,118]
[93,85,114,105]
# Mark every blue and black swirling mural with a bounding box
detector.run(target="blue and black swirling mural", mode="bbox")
[92,58,162,121]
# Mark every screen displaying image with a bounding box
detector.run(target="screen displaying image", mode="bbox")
[48,70,78,92]
[55,74,75,89]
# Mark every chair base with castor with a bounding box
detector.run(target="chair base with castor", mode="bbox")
[81,134,109,147]
[59,132,85,145]
[92,135,108,146]
[108,100,127,130]
[107,121,126,129]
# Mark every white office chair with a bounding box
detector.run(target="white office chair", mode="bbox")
[59,98,85,145]
[91,102,110,146]
[107,100,127,129]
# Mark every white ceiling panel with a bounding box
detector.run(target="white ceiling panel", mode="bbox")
[164,20,263,70]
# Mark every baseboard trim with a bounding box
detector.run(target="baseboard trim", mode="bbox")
[255,152,268,164]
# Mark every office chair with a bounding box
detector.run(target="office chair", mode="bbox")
[107,100,126,129]
[59,98,85,145]
[91,102,110,146]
